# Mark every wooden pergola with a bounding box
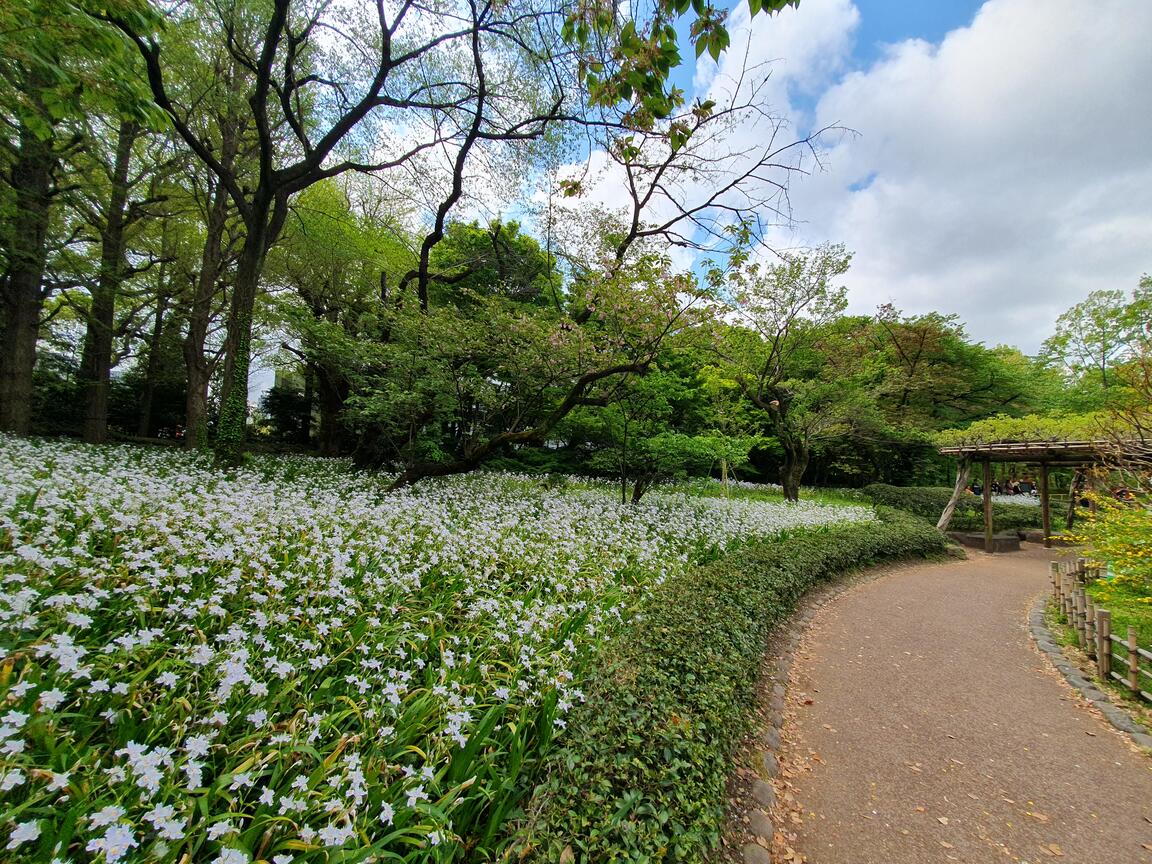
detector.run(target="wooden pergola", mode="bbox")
[937,440,1128,552]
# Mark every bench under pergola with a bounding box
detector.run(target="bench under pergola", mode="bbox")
[936,440,1141,552]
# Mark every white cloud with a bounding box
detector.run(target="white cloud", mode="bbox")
[705,0,1152,354]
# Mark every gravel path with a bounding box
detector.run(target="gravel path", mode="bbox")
[782,547,1152,864]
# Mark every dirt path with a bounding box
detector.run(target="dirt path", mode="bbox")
[781,546,1152,864]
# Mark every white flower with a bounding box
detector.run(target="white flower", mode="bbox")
[379,802,395,825]
[214,849,249,864]
[188,644,214,666]
[6,820,40,850]
[145,803,184,840]
[184,734,212,759]
[317,822,353,847]
[48,771,70,791]
[229,772,253,791]
[1,769,25,791]
[206,821,237,840]
[38,689,66,711]
[245,709,267,726]
[1,711,29,727]
[85,823,137,863]
[89,805,125,829]
[405,785,429,808]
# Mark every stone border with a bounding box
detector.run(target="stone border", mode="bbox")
[734,629,796,864]
[1028,594,1152,750]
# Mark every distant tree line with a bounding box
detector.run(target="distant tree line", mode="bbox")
[2,0,1147,497]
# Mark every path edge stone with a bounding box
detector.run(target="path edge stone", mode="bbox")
[1028,594,1152,751]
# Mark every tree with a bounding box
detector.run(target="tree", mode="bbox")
[96,0,816,465]
[343,250,713,487]
[718,243,855,500]
[1041,286,1152,389]
[268,180,412,455]
[69,118,172,442]
[429,219,559,308]
[0,0,156,433]
[97,0,576,462]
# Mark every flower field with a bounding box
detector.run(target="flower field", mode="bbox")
[0,437,872,862]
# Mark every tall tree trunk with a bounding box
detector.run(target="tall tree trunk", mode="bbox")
[183,233,223,453]
[298,365,314,448]
[183,183,230,450]
[0,103,55,434]
[316,367,349,456]
[937,457,971,530]
[214,180,292,467]
[780,438,809,502]
[137,292,169,437]
[630,474,652,504]
[183,85,244,451]
[214,223,270,465]
[81,120,137,444]
[184,361,211,449]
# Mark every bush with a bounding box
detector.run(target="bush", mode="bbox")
[861,483,1043,532]
[515,508,947,862]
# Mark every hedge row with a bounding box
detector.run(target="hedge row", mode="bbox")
[515,508,948,862]
[861,483,1044,532]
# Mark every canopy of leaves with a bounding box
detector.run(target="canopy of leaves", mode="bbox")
[932,412,1116,448]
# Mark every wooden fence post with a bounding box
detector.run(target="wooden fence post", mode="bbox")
[1096,609,1111,678]
[1049,561,1059,601]
[1083,594,1096,658]
[1128,626,1139,694]
[1073,584,1085,648]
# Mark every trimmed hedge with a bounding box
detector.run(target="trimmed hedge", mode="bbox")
[862,483,1044,532]
[515,508,947,862]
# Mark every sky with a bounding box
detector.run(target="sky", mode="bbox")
[667,0,1152,355]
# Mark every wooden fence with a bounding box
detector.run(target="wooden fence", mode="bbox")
[1050,559,1152,704]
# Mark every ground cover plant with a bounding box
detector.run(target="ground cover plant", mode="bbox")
[516,507,949,861]
[0,436,874,862]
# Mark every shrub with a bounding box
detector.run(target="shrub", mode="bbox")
[861,483,1043,532]
[515,508,947,862]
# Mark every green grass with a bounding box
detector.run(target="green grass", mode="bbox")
[669,478,869,509]
[1044,599,1152,728]
[1087,578,1152,646]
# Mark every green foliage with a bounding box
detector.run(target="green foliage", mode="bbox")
[429,220,559,307]
[1040,286,1152,388]
[714,243,862,498]
[861,484,1043,532]
[257,382,311,443]
[1075,496,1152,596]
[517,508,947,862]
[563,0,798,123]
[932,412,1114,448]
[30,351,84,434]
[865,308,1041,429]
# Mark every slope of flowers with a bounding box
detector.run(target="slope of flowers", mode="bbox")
[0,437,872,862]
